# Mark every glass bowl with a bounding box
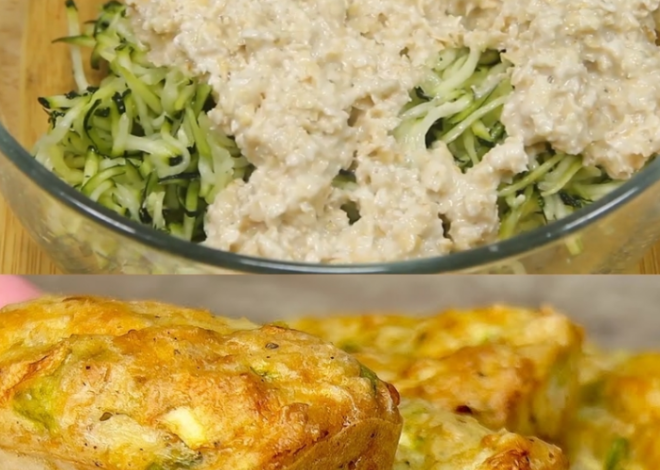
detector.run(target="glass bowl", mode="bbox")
[2,0,660,274]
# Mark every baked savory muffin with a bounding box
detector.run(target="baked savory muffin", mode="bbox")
[0,296,403,470]
[395,397,568,470]
[565,350,660,470]
[291,305,584,442]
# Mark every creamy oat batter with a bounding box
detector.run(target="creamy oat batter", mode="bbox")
[126,0,660,263]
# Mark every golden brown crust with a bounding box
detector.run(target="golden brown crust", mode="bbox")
[284,417,402,470]
[480,435,567,470]
[0,296,402,470]
[393,344,535,429]
[566,352,660,470]
[600,353,660,421]
[0,295,257,350]
[393,398,568,470]
[1,422,401,470]
[291,305,584,441]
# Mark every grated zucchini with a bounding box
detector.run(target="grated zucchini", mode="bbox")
[397,47,629,252]
[35,2,632,257]
[34,0,250,243]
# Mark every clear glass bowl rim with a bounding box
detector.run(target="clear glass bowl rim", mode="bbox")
[1,120,658,273]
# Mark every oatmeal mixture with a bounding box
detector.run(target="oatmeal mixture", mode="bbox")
[126,0,660,263]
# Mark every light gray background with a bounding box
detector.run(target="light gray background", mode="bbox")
[24,276,660,349]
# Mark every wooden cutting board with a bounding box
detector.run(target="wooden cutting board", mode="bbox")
[0,0,658,274]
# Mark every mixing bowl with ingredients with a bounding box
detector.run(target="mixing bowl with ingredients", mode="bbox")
[3,0,660,273]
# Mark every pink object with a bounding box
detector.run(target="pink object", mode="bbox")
[0,276,41,308]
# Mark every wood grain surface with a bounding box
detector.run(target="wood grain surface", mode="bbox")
[0,0,659,274]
